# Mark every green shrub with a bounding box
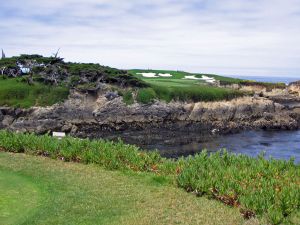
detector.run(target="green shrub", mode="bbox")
[0,131,163,172]
[151,85,173,102]
[137,88,157,104]
[122,90,134,105]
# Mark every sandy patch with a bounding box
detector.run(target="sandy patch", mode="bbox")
[183,75,202,80]
[202,75,216,83]
[158,73,172,77]
[137,73,159,78]
[137,72,173,78]
[183,75,216,83]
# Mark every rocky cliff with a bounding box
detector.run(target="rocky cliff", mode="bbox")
[1,89,299,139]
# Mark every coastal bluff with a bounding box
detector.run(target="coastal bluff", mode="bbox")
[1,87,300,138]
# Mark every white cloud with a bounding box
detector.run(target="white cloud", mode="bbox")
[1,0,300,77]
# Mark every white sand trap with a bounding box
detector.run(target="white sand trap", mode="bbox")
[202,75,216,83]
[158,73,172,77]
[183,75,202,80]
[183,75,216,83]
[137,73,159,78]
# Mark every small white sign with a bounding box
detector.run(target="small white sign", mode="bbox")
[52,132,66,139]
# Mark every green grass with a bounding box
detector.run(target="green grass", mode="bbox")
[133,85,244,104]
[129,70,286,104]
[152,84,244,102]
[0,77,69,108]
[0,131,299,224]
[136,88,157,104]
[130,69,242,84]
[121,90,134,105]
[0,152,245,225]
[128,70,245,103]
[177,151,300,224]
[0,169,43,225]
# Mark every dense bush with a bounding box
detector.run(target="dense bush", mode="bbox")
[177,150,300,224]
[0,55,148,89]
[136,88,157,104]
[0,131,164,172]
[122,90,134,105]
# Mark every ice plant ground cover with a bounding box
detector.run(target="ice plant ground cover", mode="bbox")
[0,131,299,224]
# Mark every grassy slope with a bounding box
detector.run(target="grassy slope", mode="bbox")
[0,152,245,225]
[128,69,244,103]
[0,78,69,108]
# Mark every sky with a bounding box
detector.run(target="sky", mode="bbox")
[1,0,300,77]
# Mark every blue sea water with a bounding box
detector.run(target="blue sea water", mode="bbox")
[230,75,299,84]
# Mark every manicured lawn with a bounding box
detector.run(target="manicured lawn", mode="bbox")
[129,69,243,84]
[127,70,244,103]
[0,169,43,225]
[0,78,69,108]
[0,152,246,225]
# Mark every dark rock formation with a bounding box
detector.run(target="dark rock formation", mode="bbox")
[1,91,299,139]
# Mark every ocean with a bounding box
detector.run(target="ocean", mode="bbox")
[230,75,299,84]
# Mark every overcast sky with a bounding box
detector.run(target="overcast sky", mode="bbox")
[1,0,300,77]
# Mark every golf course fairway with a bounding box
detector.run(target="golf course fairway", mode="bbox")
[0,152,249,225]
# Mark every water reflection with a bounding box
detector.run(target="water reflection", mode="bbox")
[175,130,300,163]
[95,129,300,163]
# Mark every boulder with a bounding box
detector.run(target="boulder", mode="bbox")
[288,81,300,96]
[2,115,15,126]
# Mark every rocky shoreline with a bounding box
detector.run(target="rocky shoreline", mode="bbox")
[1,54,299,140]
[1,87,300,140]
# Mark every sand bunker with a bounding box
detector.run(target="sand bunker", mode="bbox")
[136,72,215,83]
[137,72,173,78]
[183,75,216,83]
[158,73,172,77]
[202,75,216,83]
[183,75,202,80]
[137,73,159,78]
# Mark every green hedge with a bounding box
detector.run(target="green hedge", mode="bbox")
[0,131,163,172]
